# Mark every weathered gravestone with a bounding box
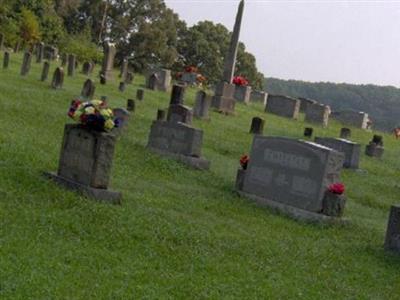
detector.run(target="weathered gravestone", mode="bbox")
[314,137,360,169]
[384,205,400,254]
[40,61,50,81]
[305,103,330,127]
[250,90,268,105]
[51,67,64,89]
[44,45,58,60]
[120,58,128,81]
[304,127,313,138]
[365,135,384,158]
[236,136,345,222]
[234,85,252,104]
[36,42,44,63]
[265,95,300,119]
[0,33,4,50]
[100,41,116,81]
[82,61,93,75]
[249,117,264,134]
[157,109,166,121]
[125,72,134,84]
[331,110,369,129]
[67,54,76,76]
[3,51,10,69]
[44,124,121,203]
[100,74,106,85]
[127,99,135,112]
[81,79,96,99]
[13,41,20,53]
[211,0,244,114]
[136,89,144,101]
[298,97,318,113]
[20,51,32,76]
[340,128,351,139]
[119,82,126,92]
[193,91,211,120]
[147,88,210,170]
[170,84,185,105]
[145,69,171,91]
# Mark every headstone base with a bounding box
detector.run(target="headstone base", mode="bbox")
[44,172,121,204]
[365,143,384,158]
[211,96,235,115]
[147,147,210,170]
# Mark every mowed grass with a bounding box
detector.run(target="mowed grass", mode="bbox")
[0,52,400,299]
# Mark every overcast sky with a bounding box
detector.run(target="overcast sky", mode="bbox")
[164,0,400,87]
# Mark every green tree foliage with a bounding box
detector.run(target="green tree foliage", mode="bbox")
[19,8,41,46]
[265,77,400,131]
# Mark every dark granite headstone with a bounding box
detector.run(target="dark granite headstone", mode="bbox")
[3,51,10,69]
[127,99,135,112]
[20,51,32,76]
[314,137,360,169]
[340,128,351,139]
[238,136,344,217]
[82,61,93,75]
[265,95,300,119]
[384,205,400,253]
[136,89,144,101]
[249,117,264,134]
[193,91,211,120]
[119,82,126,92]
[305,103,330,127]
[100,74,106,85]
[36,42,44,63]
[81,79,96,99]
[157,109,166,121]
[170,84,186,105]
[40,61,50,81]
[0,33,4,50]
[304,127,313,138]
[51,67,64,89]
[67,54,76,76]
[365,135,384,158]
[167,104,193,125]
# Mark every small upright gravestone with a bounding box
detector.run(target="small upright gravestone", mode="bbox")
[125,72,134,84]
[193,91,211,120]
[119,82,126,92]
[40,61,50,81]
[36,42,44,63]
[304,127,313,138]
[265,95,300,119]
[305,103,330,127]
[100,41,116,81]
[82,61,93,75]
[51,67,64,89]
[67,54,76,76]
[120,58,128,81]
[81,79,96,99]
[365,135,384,158]
[3,51,10,69]
[157,109,166,121]
[45,124,121,204]
[249,117,264,134]
[136,89,144,101]
[340,128,351,139]
[0,33,4,50]
[20,51,32,76]
[127,99,135,112]
[314,137,360,169]
[170,84,185,105]
[147,87,210,170]
[384,205,400,254]
[13,41,20,53]
[234,85,252,104]
[236,136,345,222]
[250,90,268,105]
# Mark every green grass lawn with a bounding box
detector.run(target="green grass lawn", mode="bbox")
[1,52,400,299]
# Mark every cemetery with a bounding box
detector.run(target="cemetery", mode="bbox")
[0,0,399,298]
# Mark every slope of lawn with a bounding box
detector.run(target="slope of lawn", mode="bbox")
[0,52,400,299]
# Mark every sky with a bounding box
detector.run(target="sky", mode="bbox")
[164,0,400,87]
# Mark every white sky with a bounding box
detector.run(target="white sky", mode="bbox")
[165,0,400,87]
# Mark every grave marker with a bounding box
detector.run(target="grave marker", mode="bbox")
[314,137,360,169]
[265,95,300,119]
[100,41,116,81]
[340,128,351,139]
[305,103,330,127]
[249,117,264,134]
[136,89,144,101]
[127,99,135,112]
[193,91,211,120]
[3,51,10,69]
[82,61,93,75]
[20,51,32,76]
[67,54,76,76]
[234,85,252,104]
[36,42,44,63]
[384,205,400,254]
[250,90,268,105]
[81,79,96,99]
[365,135,384,158]
[40,61,50,81]
[51,67,64,89]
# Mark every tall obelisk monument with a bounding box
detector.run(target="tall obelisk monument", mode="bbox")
[212,0,245,114]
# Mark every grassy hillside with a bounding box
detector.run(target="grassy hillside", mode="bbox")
[1,52,400,299]
[265,77,400,131]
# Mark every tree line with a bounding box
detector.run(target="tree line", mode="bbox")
[265,77,400,131]
[0,0,264,89]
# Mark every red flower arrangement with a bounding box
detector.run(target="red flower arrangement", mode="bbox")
[328,183,345,195]
[196,74,206,83]
[233,76,249,86]
[240,154,249,170]
[185,66,198,73]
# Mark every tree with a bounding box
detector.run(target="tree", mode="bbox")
[19,8,41,46]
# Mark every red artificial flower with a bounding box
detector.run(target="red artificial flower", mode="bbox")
[233,76,249,86]
[328,183,345,195]
[240,154,249,170]
[184,66,198,73]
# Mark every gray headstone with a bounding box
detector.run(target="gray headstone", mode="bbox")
[36,42,44,63]
[250,90,268,105]
[265,95,300,119]
[157,109,166,121]
[40,61,50,81]
[305,103,330,127]
[67,54,76,76]
[44,45,58,60]
[20,51,32,76]
[57,124,117,189]
[234,85,252,104]
[0,33,4,50]
[170,84,186,105]
[211,81,236,114]
[193,91,211,120]
[120,58,128,81]
[298,97,318,113]
[119,82,126,92]
[384,205,400,253]
[136,89,144,101]
[314,137,360,169]
[81,79,96,99]
[3,51,10,69]
[51,67,64,89]
[127,99,135,112]
[331,110,369,129]
[82,61,93,75]
[167,104,193,125]
[249,117,264,134]
[365,135,384,158]
[100,41,116,81]
[145,69,171,91]
[240,136,344,213]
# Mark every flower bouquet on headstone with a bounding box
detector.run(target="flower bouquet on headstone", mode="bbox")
[240,154,249,170]
[322,183,346,217]
[236,154,250,191]
[233,76,249,86]
[68,99,120,132]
